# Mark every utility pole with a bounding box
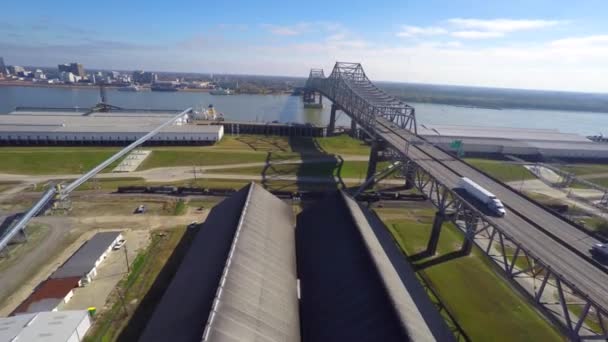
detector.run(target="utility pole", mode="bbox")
[123,244,130,273]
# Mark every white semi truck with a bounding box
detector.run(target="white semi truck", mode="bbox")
[457,177,506,217]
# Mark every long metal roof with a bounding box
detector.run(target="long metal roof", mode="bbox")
[296,191,453,341]
[201,182,300,341]
[140,183,299,342]
[50,232,120,279]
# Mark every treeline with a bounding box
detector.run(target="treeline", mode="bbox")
[378,82,608,113]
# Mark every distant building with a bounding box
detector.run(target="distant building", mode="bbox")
[8,65,25,75]
[132,70,157,84]
[34,69,46,79]
[60,71,76,83]
[58,63,85,77]
[0,57,6,75]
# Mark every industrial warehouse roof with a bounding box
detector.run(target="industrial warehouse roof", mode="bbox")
[418,123,589,142]
[0,114,222,134]
[12,277,80,314]
[297,191,454,342]
[0,310,90,342]
[50,231,121,279]
[201,183,299,341]
[141,185,452,342]
[140,183,299,342]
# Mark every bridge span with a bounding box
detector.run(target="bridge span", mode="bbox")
[306,62,608,340]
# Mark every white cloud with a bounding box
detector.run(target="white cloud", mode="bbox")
[550,35,608,48]
[397,25,447,38]
[263,23,310,36]
[447,18,562,33]
[451,31,505,39]
[445,41,462,47]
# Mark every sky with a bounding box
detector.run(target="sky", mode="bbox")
[2,0,608,92]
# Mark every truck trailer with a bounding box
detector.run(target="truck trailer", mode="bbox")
[457,177,506,217]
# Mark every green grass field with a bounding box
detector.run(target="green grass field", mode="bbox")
[561,164,608,176]
[137,150,272,170]
[0,134,369,175]
[211,134,370,155]
[210,160,389,180]
[376,206,563,341]
[465,158,536,183]
[0,147,121,174]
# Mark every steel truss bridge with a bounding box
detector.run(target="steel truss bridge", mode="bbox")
[307,62,608,340]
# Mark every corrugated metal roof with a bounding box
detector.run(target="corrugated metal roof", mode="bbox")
[0,313,36,341]
[140,183,299,342]
[202,183,299,342]
[2,310,90,342]
[340,192,454,341]
[0,114,222,134]
[50,232,120,279]
[12,277,80,314]
[297,191,453,342]
[139,184,249,342]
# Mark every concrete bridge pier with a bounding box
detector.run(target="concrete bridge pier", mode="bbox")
[350,119,357,138]
[426,211,446,255]
[403,163,416,190]
[328,103,338,135]
[460,227,474,255]
[366,140,384,182]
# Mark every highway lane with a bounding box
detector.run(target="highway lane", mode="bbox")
[402,126,603,261]
[375,118,608,310]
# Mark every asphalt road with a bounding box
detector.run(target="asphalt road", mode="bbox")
[375,117,608,311]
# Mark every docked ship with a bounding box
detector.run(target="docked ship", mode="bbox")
[118,85,142,92]
[210,87,233,95]
[192,104,225,121]
[588,134,608,143]
[151,81,178,92]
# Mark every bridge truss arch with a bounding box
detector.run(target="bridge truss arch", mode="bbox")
[306,62,417,135]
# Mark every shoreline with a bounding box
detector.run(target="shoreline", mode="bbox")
[0,81,291,95]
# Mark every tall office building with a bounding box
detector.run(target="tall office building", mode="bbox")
[58,63,85,77]
[70,63,85,77]
[0,57,6,75]
[132,70,158,84]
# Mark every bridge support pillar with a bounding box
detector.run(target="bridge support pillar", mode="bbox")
[426,211,445,255]
[403,163,415,190]
[460,220,475,255]
[350,119,357,138]
[460,233,474,255]
[366,141,382,182]
[11,228,27,244]
[318,93,323,106]
[328,104,338,135]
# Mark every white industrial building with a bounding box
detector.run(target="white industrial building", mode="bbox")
[418,124,608,159]
[0,310,91,341]
[0,111,224,145]
[51,232,123,286]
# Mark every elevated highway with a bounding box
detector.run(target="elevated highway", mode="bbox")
[307,62,608,340]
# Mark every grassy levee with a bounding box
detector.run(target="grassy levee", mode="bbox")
[0,147,121,174]
[561,164,608,176]
[0,134,369,175]
[137,150,272,170]
[211,134,370,155]
[375,206,564,341]
[464,158,535,183]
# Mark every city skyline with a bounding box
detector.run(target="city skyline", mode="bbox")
[1,0,608,92]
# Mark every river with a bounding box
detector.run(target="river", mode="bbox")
[1,86,607,136]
